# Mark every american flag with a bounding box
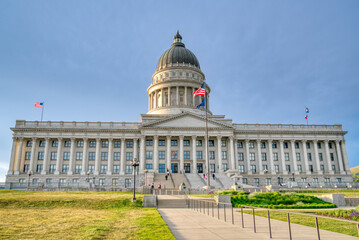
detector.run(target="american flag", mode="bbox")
[34,102,44,108]
[193,83,205,96]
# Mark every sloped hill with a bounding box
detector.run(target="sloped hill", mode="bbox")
[350,166,359,176]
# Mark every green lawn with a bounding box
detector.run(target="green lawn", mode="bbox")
[281,189,359,197]
[241,209,358,237]
[0,191,175,240]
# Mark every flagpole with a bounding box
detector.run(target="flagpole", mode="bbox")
[41,102,45,122]
[205,91,210,188]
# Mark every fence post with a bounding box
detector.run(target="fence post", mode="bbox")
[241,206,244,228]
[207,201,209,216]
[357,223,359,237]
[218,203,220,220]
[252,208,256,233]
[224,204,227,222]
[315,217,320,240]
[212,202,214,217]
[231,205,234,225]
[267,210,272,239]
[287,213,292,240]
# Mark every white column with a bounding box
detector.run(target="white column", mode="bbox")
[245,140,251,175]
[154,91,157,108]
[335,140,345,174]
[179,135,184,173]
[176,86,179,105]
[166,136,171,172]
[29,137,37,174]
[68,137,76,175]
[229,136,235,170]
[217,136,222,172]
[324,140,334,174]
[257,140,263,174]
[341,140,350,174]
[268,140,275,175]
[149,94,151,111]
[107,138,113,175]
[14,137,24,175]
[41,138,50,175]
[192,136,197,173]
[133,138,138,160]
[313,140,322,174]
[192,87,195,106]
[290,140,299,174]
[120,138,125,175]
[184,87,187,105]
[81,138,88,175]
[279,140,287,175]
[161,88,164,107]
[302,140,310,174]
[7,137,17,175]
[234,139,239,171]
[55,138,63,175]
[168,87,171,106]
[153,136,158,172]
[140,137,145,172]
[94,138,101,175]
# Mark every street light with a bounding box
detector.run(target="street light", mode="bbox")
[131,158,139,202]
[27,171,32,190]
[86,171,90,191]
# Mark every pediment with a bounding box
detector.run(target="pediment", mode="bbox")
[142,113,234,129]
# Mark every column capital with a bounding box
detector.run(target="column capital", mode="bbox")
[313,139,318,143]
[153,135,158,140]
[32,137,38,141]
[83,137,88,141]
[335,139,340,143]
[19,137,24,141]
[301,139,307,143]
[12,136,17,141]
[70,137,76,141]
[96,137,101,141]
[217,135,222,140]
[324,139,329,143]
[229,136,234,140]
[279,139,284,143]
[58,137,63,141]
[179,135,184,140]
[290,139,296,143]
[191,135,196,140]
[108,137,114,141]
[267,139,273,143]
[44,137,50,141]
[256,139,261,143]
[133,137,139,141]
[244,139,250,143]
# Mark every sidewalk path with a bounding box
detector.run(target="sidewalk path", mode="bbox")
[158,205,358,239]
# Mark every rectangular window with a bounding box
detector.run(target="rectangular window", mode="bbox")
[306,142,310,149]
[272,142,277,149]
[283,142,288,149]
[73,178,79,183]
[25,152,31,160]
[63,152,70,160]
[254,178,259,185]
[52,140,58,147]
[125,165,133,174]
[113,165,120,173]
[39,140,46,147]
[77,141,84,147]
[237,141,243,148]
[319,153,323,161]
[46,178,52,184]
[249,153,255,161]
[36,164,43,173]
[317,142,321,149]
[159,140,165,146]
[102,141,109,148]
[238,153,244,161]
[249,142,254,149]
[196,151,202,160]
[242,178,248,184]
[51,152,57,160]
[210,164,215,173]
[76,152,83,160]
[100,165,107,174]
[159,164,166,173]
[274,165,279,173]
[208,140,214,146]
[38,152,44,160]
[289,178,295,182]
[260,142,266,149]
[324,178,330,183]
[266,178,272,185]
[261,153,267,161]
[222,163,228,171]
[101,152,108,161]
[332,165,336,171]
[126,141,133,148]
[171,140,178,146]
[171,151,178,159]
[126,152,133,161]
[297,165,302,172]
[301,178,307,182]
[88,165,95,173]
[221,140,227,147]
[262,165,268,170]
[32,178,38,183]
[146,140,153,146]
[238,165,245,173]
[64,141,71,147]
[313,178,318,183]
[184,140,190,146]
[75,165,82,173]
[250,165,256,173]
[309,165,313,172]
[125,178,131,188]
[184,151,190,159]
[295,142,300,149]
[114,141,121,148]
[158,151,165,159]
[146,151,153,159]
[222,151,227,160]
[146,164,153,170]
[114,152,120,161]
[330,153,334,161]
[307,153,312,161]
[296,153,301,161]
[89,141,96,148]
[196,140,202,146]
[88,152,95,161]
[285,153,290,161]
[27,140,32,147]
[329,142,333,149]
[49,164,56,173]
[24,164,30,172]
[273,153,278,161]
[320,165,325,172]
[286,165,291,172]
[62,164,69,173]
[209,151,215,159]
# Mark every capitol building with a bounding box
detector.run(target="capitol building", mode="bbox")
[5,32,353,190]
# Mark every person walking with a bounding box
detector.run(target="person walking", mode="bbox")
[165,174,168,181]
[158,183,161,189]
[212,173,215,180]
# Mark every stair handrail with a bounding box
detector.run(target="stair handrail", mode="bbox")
[197,173,207,185]
[169,173,176,189]
[183,173,192,188]
[215,177,225,189]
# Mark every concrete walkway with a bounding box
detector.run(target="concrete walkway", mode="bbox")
[158,204,358,239]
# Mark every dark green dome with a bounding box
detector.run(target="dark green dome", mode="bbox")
[156,31,200,71]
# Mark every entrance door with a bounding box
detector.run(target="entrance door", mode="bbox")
[184,163,191,173]
[197,163,203,173]
[210,164,216,173]
[171,163,178,173]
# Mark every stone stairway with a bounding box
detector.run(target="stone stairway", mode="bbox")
[153,173,174,189]
[157,195,188,208]
[216,173,234,189]
[171,173,190,189]
[185,173,206,189]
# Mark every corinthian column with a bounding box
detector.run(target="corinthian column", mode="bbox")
[140,137,145,172]
[192,136,197,173]
[153,136,159,172]
[335,140,345,174]
[324,140,334,174]
[120,138,125,175]
[245,140,251,175]
[14,138,24,175]
[302,140,310,174]
[217,136,222,172]
[29,137,37,174]
[94,138,101,175]
[54,138,63,175]
[167,136,171,172]
[279,140,287,175]
[179,135,184,173]
[291,140,299,174]
[313,140,322,175]
[81,138,88,175]
[229,136,235,171]
[257,140,263,174]
[107,138,113,175]
[341,140,350,174]
[268,139,275,175]
[7,137,17,175]
[42,137,50,175]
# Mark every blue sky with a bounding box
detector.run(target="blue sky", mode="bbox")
[0,1,358,181]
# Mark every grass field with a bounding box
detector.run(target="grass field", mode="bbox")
[0,191,175,240]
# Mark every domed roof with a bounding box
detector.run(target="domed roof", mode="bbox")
[156,31,200,71]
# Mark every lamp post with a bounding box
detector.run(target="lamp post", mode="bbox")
[131,158,139,202]
[86,171,90,191]
[27,171,32,190]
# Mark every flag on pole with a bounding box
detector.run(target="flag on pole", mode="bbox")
[305,107,309,113]
[197,98,205,109]
[193,83,205,96]
[34,102,44,108]
[305,107,309,120]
